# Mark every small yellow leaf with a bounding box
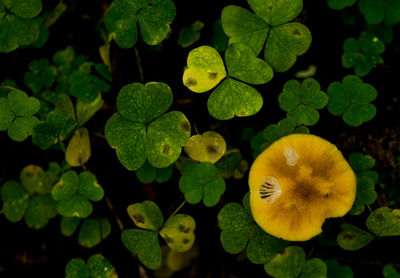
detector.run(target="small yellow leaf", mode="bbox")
[184,131,226,163]
[159,214,196,253]
[66,128,91,167]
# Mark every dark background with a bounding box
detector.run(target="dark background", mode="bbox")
[1,0,400,277]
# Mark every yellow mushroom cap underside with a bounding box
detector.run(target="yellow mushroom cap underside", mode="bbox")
[248,134,356,241]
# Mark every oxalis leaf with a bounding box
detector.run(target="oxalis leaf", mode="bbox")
[127,201,164,231]
[121,228,162,270]
[104,0,176,48]
[179,162,226,207]
[264,246,306,278]
[105,82,191,170]
[366,207,400,237]
[221,0,311,72]
[279,78,328,126]
[159,214,196,252]
[184,131,227,164]
[0,0,42,52]
[183,44,269,120]
[327,75,377,126]
[300,258,328,278]
[78,218,111,248]
[0,180,29,222]
[337,223,375,251]
[358,0,400,25]
[24,194,58,229]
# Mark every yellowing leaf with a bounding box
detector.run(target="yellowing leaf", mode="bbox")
[184,131,226,163]
[182,46,226,93]
[159,214,196,252]
[66,128,91,167]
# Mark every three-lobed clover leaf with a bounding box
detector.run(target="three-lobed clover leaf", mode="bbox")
[327,0,356,10]
[0,0,42,52]
[179,162,226,207]
[78,217,111,248]
[279,78,328,126]
[65,254,117,278]
[105,82,191,170]
[104,0,176,48]
[183,44,272,120]
[358,0,400,25]
[32,111,77,150]
[327,75,377,126]
[52,170,104,218]
[122,201,196,270]
[348,152,378,215]
[336,223,375,251]
[342,32,385,77]
[366,207,400,237]
[0,89,40,142]
[221,0,311,72]
[24,58,57,94]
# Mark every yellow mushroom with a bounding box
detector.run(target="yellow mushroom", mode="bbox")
[248,134,356,241]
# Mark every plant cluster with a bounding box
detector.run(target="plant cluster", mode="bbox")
[1,0,400,277]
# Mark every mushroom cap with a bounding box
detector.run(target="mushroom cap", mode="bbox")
[248,134,356,241]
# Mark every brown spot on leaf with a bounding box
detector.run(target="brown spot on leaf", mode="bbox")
[164,235,174,243]
[162,144,170,154]
[133,214,145,224]
[292,29,301,36]
[206,145,217,154]
[178,225,191,233]
[208,72,218,79]
[342,232,355,240]
[181,121,190,131]
[182,238,190,244]
[185,78,197,87]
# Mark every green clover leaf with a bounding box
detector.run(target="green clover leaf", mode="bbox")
[358,0,400,25]
[336,223,375,251]
[218,202,254,254]
[24,58,57,94]
[300,258,328,278]
[52,170,103,218]
[159,214,196,252]
[342,32,385,77]
[327,75,377,126]
[279,78,328,126]
[135,162,175,184]
[0,0,42,52]
[0,89,40,142]
[104,0,176,48]
[325,259,354,278]
[105,82,190,170]
[32,111,77,149]
[211,19,229,52]
[221,0,311,72]
[78,218,111,248]
[61,216,81,237]
[264,246,306,278]
[127,201,164,231]
[69,62,111,101]
[327,0,356,10]
[65,258,88,278]
[0,180,29,222]
[178,21,204,48]
[366,207,400,237]
[24,194,58,229]
[179,162,226,207]
[383,266,400,278]
[86,254,118,278]
[121,228,162,270]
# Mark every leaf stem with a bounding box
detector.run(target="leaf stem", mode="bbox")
[171,200,186,217]
[103,194,124,231]
[0,85,18,91]
[134,46,145,83]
